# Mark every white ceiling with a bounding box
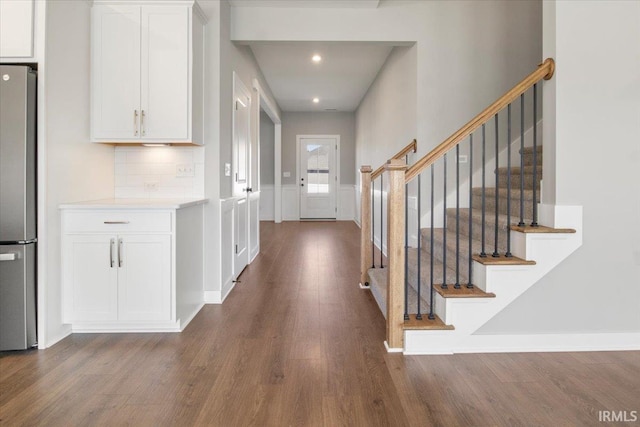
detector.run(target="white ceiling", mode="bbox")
[248,42,394,112]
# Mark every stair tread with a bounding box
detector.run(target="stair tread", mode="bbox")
[497,164,542,175]
[472,186,536,201]
[422,227,508,259]
[403,314,454,330]
[448,207,528,229]
[472,254,536,265]
[434,284,495,298]
[511,224,576,234]
[368,267,432,317]
[520,145,543,154]
[406,247,466,286]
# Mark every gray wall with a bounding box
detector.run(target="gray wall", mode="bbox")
[479,0,640,334]
[260,109,275,186]
[281,112,356,186]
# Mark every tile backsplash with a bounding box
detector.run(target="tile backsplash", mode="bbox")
[114,146,204,199]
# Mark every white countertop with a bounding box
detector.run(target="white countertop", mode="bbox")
[59,198,208,210]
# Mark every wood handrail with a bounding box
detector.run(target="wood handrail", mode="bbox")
[405,58,555,183]
[371,139,417,179]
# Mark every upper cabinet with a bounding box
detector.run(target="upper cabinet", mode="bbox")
[0,0,35,59]
[90,2,205,145]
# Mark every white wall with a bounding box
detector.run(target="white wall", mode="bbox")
[44,0,114,345]
[479,0,640,334]
[281,111,356,185]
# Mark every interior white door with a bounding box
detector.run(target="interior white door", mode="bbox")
[233,73,251,277]
[299,137,337,219]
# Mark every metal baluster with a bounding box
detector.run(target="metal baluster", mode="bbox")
[532,83,539,227]
[428,165,435,320]
[442,154,448,290]
[380,174,384,268]
[506,104,513,257]
[492,113,500,258]
[455,145,461,289]
[480,124,487,257]
[404,158,409,321]
[518,94,525,227]
[468,135,474,288]
[371,179,375,268]
[416,174,422,320]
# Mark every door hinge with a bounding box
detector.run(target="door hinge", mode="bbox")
[235,101,239,111]
[235,244,238,254]
[335,207,338,213]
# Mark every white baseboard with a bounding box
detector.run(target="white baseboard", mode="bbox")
[384,340,403,353]
[43,325,73,349]
[204,290,221,304]
[221,277,236,302]
[179,302,205,330]
[404,332,640,355]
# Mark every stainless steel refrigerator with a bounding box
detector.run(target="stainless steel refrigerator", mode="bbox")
[0,65,37,351]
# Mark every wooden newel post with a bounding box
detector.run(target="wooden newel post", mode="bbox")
[359,166,372,287]
[385,158,407,350]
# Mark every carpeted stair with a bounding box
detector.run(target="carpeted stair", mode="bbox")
[367,145,542,318]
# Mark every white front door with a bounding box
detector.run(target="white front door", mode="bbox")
[299,136,338,219]
[233,73,251,277]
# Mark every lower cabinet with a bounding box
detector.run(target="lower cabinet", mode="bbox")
[63,233,171,325]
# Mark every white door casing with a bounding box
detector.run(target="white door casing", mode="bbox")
[298,136,339,219]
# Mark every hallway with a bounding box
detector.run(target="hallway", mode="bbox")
[1,221,638,426]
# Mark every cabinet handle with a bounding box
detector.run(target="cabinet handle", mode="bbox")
[141,110,146,136]
[134,110,139,136]
[110,238,115,268]
[118,238,123,267]
[104,221,129,225]
[0,253,17,262]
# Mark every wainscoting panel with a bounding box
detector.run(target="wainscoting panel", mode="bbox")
[338,185,356,221]
[220,198,235,303]
[259,185,274,221]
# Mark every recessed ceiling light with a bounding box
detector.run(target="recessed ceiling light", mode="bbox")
[312,97,320,104]
[312,54,322,63]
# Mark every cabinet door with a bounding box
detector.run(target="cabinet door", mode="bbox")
[140,6,190,141]
[117,234,171,322]
[91,5,141,141]
[63,235,118,322]
[0,0,34,58]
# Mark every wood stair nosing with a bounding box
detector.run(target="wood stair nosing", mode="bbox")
[510,224,576,234]
[403,313,454,331]
[433,283,496,298]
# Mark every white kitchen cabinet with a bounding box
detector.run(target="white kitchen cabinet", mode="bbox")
[0,0,34,58]
[117,234,171,321]
[90,2,205,144]
[63,235,118,322]
[61,200,206,332]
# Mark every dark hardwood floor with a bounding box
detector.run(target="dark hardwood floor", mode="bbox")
[1,221,638,426]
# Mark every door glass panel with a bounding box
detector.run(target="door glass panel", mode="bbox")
[306,144,329,194]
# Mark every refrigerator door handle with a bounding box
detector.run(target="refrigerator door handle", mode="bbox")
[0,253,16,262]
[109,238,115,268]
